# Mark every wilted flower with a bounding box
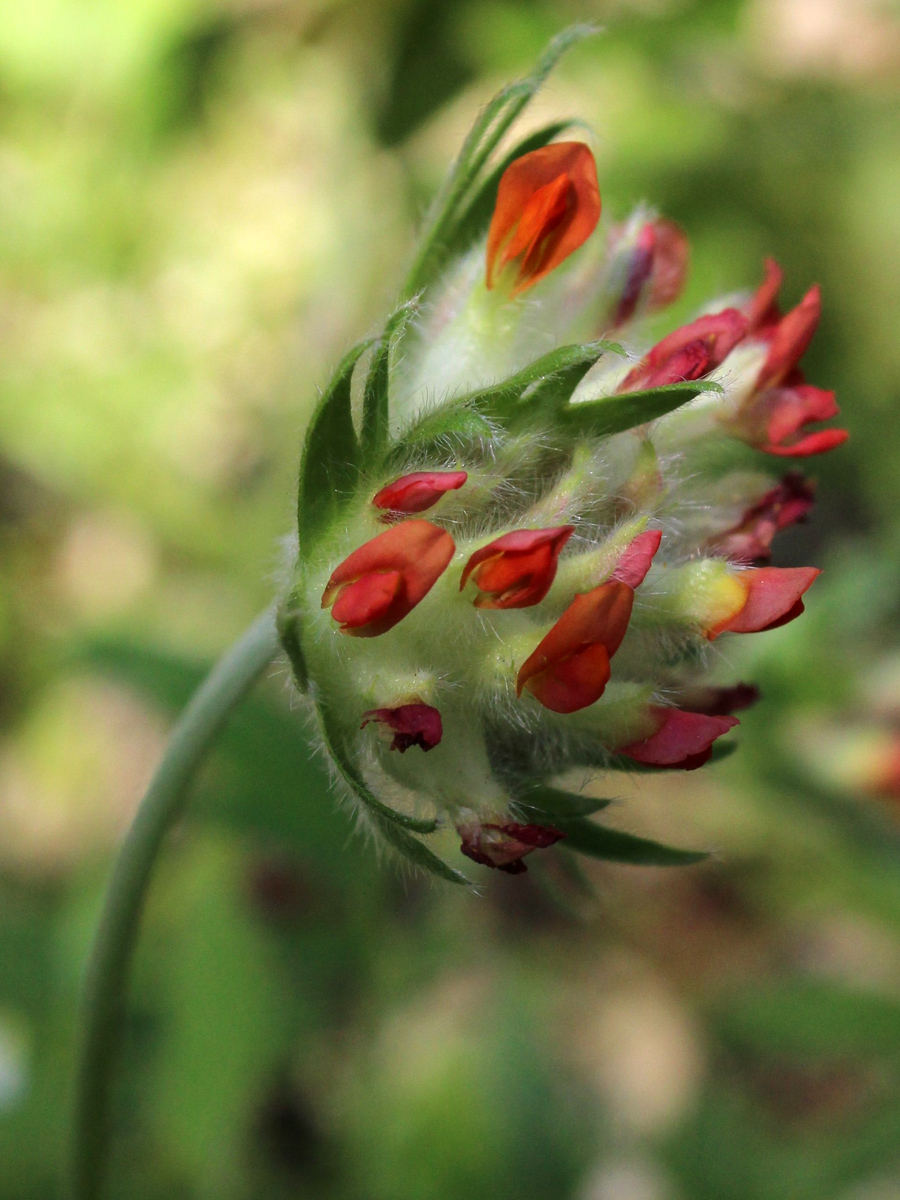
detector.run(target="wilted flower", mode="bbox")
[278,32,845,882]
[602,214,690,329]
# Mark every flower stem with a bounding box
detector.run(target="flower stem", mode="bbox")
[69,607,281,1200]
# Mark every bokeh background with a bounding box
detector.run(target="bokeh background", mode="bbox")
[2,0,900,1196]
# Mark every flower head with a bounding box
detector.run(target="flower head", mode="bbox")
[280,39,843,883]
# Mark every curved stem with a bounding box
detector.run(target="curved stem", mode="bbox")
[70,607,281,1200]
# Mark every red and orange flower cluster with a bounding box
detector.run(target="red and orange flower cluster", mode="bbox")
[288,132,845,879]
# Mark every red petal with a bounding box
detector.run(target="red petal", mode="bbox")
[361,703,443,752]
[763,428,849,457]
[647,220,691,312]
[521,642,612,714]
[620,708,739,768]
[331,571,403,631]
[612,529,662,587]
[756,285,821,390]
[746,257,783,333]
[373,471,467,514]
[711,566,820,637]
[323,520,455,636]
[517,581,634,713]
[619,308,748,392]
[486,142,601,295]
[460,526,574,609]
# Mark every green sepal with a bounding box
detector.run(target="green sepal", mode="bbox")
[297,339,372,552]
[512,782,613,820]
[276,594,308,692]
[370,810,471,886]
[555,815,709,866]
[402,25,598,297]
[435,120,577,273]
[561,379,724,439]
[315,700,470,884]
[361,300,418,456]
[392,339,621,457]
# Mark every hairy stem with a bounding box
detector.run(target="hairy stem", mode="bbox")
[69,608,281,1200]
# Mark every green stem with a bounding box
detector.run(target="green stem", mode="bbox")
[69,607,281,1200]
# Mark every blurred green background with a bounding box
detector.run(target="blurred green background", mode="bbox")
[2,0,900,1197]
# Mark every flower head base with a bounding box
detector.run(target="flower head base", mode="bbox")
[280,34,843,884]
[486,142,601,295]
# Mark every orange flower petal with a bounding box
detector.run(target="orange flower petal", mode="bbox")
[708,566,820,638]
[322,519,455,636]
[517,580,634,713]
[486,142,601,295]
[460,526,574,609]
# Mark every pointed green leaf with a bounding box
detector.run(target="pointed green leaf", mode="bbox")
[513,782,613,819]
[371,811,470,885]
[393,339,622,457]
[297,339,372,552]
[361,300,418,456]
[556,815,708,866]
[561,380,724,438]
[403,25,599,296]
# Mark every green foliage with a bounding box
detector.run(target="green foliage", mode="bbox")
[297,340,372,554]
[553,814,709,866]
[2,3,900,1199]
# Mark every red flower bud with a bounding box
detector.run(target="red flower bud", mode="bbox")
[486,142,601,296]
[373,470,468,516]
[620,708,739,770]
[618,308,748,393]
[609,218,690,327]
[457,819,565,874]
[322,520,455,637]
[612,529,662,587]
[517,580,634,714]
[707,566,820,639]
[361,704,443,752]
[710,473,816,563]
[460,525,574,609]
